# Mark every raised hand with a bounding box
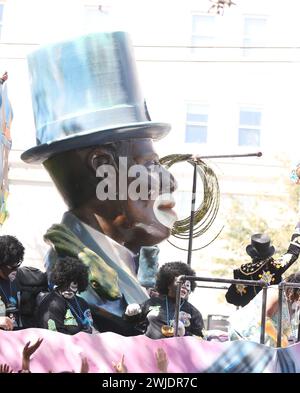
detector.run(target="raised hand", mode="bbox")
[80,357,89,373]
[155,347,168,373]
[112,354,128,373]
[0,363,13,373]
[23,338,43,360]
[22,338,43,371]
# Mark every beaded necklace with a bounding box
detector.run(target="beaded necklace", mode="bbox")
[161,296,185,337]
[65,296,91,327]
[0,281,17,306]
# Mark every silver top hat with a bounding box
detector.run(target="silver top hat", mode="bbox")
[21,31,170,164]
[246,233,275,259]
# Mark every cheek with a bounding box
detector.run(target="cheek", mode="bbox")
[125,199,172,244]
[127,200,155,221]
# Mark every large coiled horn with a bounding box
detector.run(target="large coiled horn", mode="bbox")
[160,152,262,252]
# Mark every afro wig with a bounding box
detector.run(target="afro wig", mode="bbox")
[0,235,25,267]
[51,257,89,293]
[155,261,197,295]
[284,271,300,303]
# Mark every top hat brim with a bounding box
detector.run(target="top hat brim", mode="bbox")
[246,244,275,259]
[21,122,170,164]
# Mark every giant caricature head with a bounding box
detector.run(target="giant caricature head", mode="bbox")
[21,31,177,251]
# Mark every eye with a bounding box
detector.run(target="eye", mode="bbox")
[91,280,99,289]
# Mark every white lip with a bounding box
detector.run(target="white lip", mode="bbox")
[180,288,188,297]
[153,193,178,228]
[61,291,75,299]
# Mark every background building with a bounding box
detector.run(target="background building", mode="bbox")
[0,0,300,318]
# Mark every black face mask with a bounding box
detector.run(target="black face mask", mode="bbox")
[0,264,21,280]
[60,282,78,299]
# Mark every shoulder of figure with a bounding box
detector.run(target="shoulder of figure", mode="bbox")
[44,291,66,308]
[16,266,48,288]
[185,301,201,314]
[148,295,164,305]
[76,294,90,308]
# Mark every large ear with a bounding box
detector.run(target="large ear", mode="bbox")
[87,147,117,173]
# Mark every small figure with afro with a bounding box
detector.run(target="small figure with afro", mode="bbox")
[37,257,95,335]
[0,235,25,331]
[125,261,204,339]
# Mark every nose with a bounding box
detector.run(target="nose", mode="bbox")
[159,166,178,194]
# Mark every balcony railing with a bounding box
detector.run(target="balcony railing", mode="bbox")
[174,275,268,344]
[175,275,300,347]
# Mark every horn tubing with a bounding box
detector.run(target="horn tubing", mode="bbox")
[194,152,262,160]
[160,151,261,252]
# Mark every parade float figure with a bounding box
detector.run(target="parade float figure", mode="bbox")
[37,257,95,335]
[225,229,300,307]
[124,261,205,339]
[0,235,48,330]
[0,72,13,225]
[21,31,177,335]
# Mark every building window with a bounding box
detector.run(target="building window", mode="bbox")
[238,108,261,147]
[0,3,5,40]
[185,104,208,144]
[243,16,267,56]
[191,14,215,52]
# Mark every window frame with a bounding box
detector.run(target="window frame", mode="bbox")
[238,106,262,147]
[242,15,268,57]
[191,13,216,53]
[185,102,209,144]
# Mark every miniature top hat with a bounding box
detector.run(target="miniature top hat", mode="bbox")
[21,31,170,164]
[245,233,275,260]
